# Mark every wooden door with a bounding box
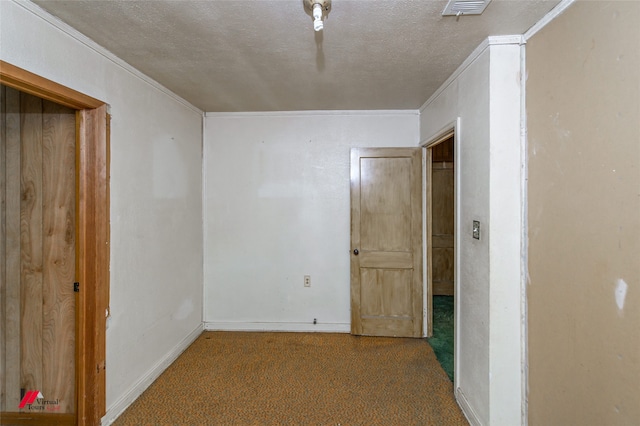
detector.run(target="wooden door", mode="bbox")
[350,148,423,337]
[431,138,454,295]
[1,85,76,424]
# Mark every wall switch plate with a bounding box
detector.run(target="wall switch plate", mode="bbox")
[304,275,311,287]
[473,220,480,240]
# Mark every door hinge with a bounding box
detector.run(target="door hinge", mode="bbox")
[74,282,80,292]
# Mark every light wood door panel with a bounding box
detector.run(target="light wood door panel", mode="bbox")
[1,86,76,419]
[360,269,412,317]
[351,148,422,337]
[360,157,412,251]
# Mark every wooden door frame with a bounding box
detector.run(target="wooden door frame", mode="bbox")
[420,119,459,351]
[1,60,109,426]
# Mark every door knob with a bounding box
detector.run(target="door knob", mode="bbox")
[353,249,359,255]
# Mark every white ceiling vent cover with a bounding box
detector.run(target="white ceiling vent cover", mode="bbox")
[442,0,491,16]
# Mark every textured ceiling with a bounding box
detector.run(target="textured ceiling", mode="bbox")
[32,0,561,112]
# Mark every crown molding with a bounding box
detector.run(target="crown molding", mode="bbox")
[524,0,576,41]
[205,110,420,118]
[419,35,524,114]
[13,0,203,115]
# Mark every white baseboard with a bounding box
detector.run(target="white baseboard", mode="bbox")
[101,324,203,426]
[456,387,483,426]
[204,321,350,333]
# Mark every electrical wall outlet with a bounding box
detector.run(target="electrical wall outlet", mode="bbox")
[304,275,311,287]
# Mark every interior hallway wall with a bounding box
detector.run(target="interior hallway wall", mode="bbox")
[419,38,523,425]
[204,112,419,331]
[0,2,204,423]
[527,1,640,424]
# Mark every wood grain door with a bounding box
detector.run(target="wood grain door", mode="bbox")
[350,148,423,337]
[1,85,76,423]
[431,138,454,295]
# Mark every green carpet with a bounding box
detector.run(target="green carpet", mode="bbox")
[428,296,454,381]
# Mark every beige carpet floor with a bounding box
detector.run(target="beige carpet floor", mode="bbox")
[113,331,468,425]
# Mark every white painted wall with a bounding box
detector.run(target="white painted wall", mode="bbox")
[0,2,204,424]
[420,37,524,425]
[204,112,419,331]
[421,44,491,424]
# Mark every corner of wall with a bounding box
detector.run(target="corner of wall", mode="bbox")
[487,40,525,426]
[523,0,576,41]
[456,387,483,426]
[101,324,203,426]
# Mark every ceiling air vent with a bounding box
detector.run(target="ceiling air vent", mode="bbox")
[442,0,491,16]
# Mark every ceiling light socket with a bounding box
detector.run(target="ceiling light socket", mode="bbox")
[304,0,331,31]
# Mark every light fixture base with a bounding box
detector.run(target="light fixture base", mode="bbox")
[303,0,332,19]
[302,0,331,31]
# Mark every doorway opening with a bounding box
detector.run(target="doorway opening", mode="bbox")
[422,122,458,382]
[1,61,109,426]
[1,84,78,424]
